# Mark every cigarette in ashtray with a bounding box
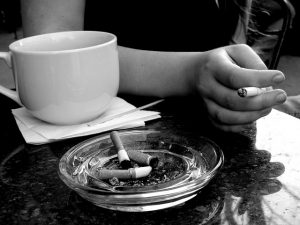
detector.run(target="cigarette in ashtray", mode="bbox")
[95,167,152,180]
[109,130,159,180]
[127,150,159,168]
[237,87,269,97]
[110,131,132,169]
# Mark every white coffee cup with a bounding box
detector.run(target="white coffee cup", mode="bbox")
[0,31,119,125]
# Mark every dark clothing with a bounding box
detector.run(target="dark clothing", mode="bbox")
[84,1,240,52]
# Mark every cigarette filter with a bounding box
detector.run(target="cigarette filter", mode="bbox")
[127,150,159,168]
[110,131,131,169]
[95,166,152,180]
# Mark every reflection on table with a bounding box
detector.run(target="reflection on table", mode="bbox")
[0,95,300,225]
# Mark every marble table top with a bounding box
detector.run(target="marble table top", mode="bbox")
[0,95,299,225]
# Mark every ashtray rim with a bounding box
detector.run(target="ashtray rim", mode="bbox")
[58,129,224,210]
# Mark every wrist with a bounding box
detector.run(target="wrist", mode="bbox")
[186,52,205,96]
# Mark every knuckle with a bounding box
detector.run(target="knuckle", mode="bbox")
[214,110,226,124]
[224,94,237,109]
[260,94,276,108]
[217,123,240,133]
[205,102,224,124]
[204,54,216,70]
[228,72,237,87]
[205,49,223,68]
[235,43,251,51]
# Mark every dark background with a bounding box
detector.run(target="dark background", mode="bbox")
[282,0,300,55]
[0,0,299,55]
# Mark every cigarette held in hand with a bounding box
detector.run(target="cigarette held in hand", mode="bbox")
[95,166,152,180]
[110,131,131,169]
[237,87,268,97]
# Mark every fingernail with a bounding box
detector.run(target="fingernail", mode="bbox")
[273,73,285,84]
[276,92,287,103]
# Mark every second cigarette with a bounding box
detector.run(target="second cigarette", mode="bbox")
[94,166,152,180]
[110,131,132,169]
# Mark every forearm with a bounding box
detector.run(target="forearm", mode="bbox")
[21,0,85,37]
[118,46,202,98]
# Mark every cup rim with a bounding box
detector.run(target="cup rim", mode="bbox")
[9,30,117,55]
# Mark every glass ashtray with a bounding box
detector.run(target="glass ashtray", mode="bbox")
[58,130,224,212]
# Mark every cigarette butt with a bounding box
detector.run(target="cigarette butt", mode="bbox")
[133,166,152,178]
[94,166,152,180]
[110,131,131,169]
[127,150,159,168]
[237,87,268,97]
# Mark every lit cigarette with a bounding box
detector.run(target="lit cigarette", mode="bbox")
[110,131,131,169]
[237,87,268,97]
[127,150,159,168]
[94,166,152,180]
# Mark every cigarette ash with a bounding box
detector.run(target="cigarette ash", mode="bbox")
[102,152,187,187]
[70,140,209,191]
[73,150,193,189]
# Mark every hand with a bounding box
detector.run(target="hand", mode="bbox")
[274,95,300,118]
[194,44,287,132]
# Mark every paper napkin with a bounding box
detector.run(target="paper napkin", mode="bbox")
[12,97,161,145]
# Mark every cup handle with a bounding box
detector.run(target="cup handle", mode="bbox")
[0,52,22,106]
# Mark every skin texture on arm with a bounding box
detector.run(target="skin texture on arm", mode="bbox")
[118,44,287,132]
[20,0,85,37]
[118,46,197,97]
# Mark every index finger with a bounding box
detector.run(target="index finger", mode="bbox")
[226,44,267,70]
[215,50,285,89]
